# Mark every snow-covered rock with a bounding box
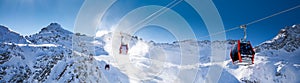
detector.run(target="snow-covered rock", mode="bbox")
[25,23,73,47]
[256,24,300,52]
[0,23,108,83]
[228,24,300,83]
[0,23,299,83]
[0,25,28,44]
[0,42,107,82]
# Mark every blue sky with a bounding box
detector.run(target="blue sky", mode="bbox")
[0,0,83,35]
[0,0,299,46]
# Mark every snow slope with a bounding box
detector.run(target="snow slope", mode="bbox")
[25,23,73,47]
[0,23,299,83]
[95,24,300,83]
[0,25,28,44]
[0,23,106,82]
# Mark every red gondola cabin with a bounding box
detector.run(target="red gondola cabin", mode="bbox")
[230,40,255,65]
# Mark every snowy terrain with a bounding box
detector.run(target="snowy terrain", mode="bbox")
[0,23,299,83]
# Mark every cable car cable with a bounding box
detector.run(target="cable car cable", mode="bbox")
[199,4,300,39]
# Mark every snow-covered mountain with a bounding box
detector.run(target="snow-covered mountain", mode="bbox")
[0,23,106,82]
[0,25,28,44]
[95,24,300,83]
[244,24,300,83]
[25,23,73,47]
[0,23,299,83]
[256,24,300,52]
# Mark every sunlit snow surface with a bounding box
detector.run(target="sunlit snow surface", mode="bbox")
[0,24,299,83]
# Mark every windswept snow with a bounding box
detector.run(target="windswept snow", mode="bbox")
[0,23,300,83]
[95,24,300,83]
[3,43,60,47]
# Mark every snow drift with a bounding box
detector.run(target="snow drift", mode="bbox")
[0,23,299,83]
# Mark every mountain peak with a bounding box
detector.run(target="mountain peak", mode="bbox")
[39,23,72,34]
[273,24,300,41]
[48,23,61,28]
[256,24,300,52]
[25,23,73,45]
